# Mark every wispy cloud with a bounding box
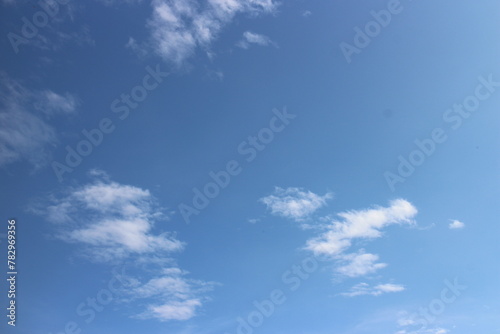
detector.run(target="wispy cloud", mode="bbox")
[6,2,93,53]
[341,282,405,297]
[305,199,417,257]
[126,267,214,321]
[395,327,449,334]
[34,90,79,117]
[336,250,387,277]
[260,187,333,222]
[0,73,78,168]
[259,190,415,294]
[43,171,182,262]
[129,0,279,65]
[304,199,416,291]
[236,31,275,49]
[448,219,465,230]
[302,10,312,17]
[37,171,214,321]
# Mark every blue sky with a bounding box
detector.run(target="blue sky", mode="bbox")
[1,0,500,333]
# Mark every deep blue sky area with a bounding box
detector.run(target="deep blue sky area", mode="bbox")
[0,1,499,334]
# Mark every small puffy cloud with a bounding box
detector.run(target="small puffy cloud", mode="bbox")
[305,199,417,257]
[337,251,387,277]
[237,31,275,49]
[449,219,465,229]
[260,187,333,221]
[6,3,92,53]
[341,282,405,297]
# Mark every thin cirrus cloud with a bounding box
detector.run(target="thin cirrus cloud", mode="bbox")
[0,73,78,169]
[38,171,214,321]
[396,312,450,334]
[34,90,79,117]
[396,327,449,334]
[236,31,275,49]
[336,250,387,278]
[128,0,279,65]
[341,282,405,297]
[126,268,214,322]
[260,187,333,222]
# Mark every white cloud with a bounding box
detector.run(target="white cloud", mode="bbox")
[0,108,57,168]
[0,74,78,168]
[305,199,417,257]
[144,299,202,321]
[337,251,387,277]
[302,10,312,17]
[98,0,145,5]
[449,219,465,229]
[125,267,214,321]
[396,327,449,334]
[132,0,279,65]
[39,172,214,322]
[396,312,450,334]
[397,312,416,326]
[260,187,333,221]
[34,90,79,116]
[44,174,183,261]
[298,198,417,285]
[259,191,418,290]
[237,31,275,49]
[341,282,405,297]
